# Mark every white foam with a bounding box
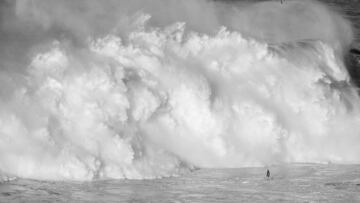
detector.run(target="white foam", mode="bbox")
[0,0,359,180]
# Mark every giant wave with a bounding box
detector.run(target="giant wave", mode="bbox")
[0,0,359,180]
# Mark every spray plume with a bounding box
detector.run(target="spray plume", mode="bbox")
[0,0,359,180]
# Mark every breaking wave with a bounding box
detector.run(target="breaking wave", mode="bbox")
[0,0,359,180]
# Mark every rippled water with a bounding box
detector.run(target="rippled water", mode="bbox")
[1,164,360,202]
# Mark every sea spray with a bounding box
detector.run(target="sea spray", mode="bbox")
[0,0,359,180]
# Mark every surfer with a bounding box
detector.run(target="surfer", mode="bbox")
[266,169,270,179]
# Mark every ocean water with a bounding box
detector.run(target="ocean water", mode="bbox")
[1,164,360,202]
[1,0,360,202]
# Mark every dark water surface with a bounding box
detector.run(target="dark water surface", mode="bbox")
[327,0,360,87]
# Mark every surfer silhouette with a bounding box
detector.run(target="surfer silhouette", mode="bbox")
[266,169,270,178]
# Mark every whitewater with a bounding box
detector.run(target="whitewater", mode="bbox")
[0,0,360,181]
